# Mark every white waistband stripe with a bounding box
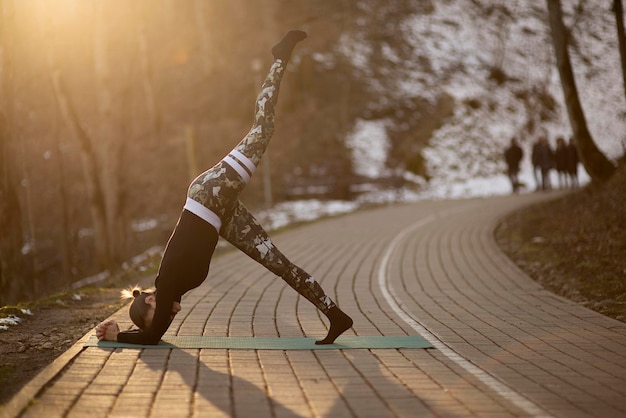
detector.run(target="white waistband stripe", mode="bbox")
[183,198,222,231]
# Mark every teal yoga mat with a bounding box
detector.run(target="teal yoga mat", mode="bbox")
[84,335,432,350]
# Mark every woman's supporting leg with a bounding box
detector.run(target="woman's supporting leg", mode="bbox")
[221,200,334,312]
[220,200,353,344]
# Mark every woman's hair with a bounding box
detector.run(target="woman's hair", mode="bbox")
[121,285,155,330]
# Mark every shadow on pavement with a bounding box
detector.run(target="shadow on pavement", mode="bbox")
[141,348,302,417]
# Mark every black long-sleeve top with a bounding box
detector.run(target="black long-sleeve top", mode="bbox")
[117,210,219,345]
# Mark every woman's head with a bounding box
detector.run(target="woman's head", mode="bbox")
[121,286,156,330]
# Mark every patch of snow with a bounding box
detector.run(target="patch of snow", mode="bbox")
[131,218,159,232]
[256,199,360,231]
[345,119,391,178]
[71,270,110,290]
[0,315,22,326]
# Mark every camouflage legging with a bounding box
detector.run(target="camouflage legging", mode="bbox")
[187,59,335,314]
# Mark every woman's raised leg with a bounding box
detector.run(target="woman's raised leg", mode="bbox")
[222,30,308,184]
[187,31,307,223]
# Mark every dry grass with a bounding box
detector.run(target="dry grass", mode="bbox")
[496,162,626,322]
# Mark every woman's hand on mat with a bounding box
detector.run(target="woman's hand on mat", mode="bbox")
[172,301,181,315]
[96,320,120,341]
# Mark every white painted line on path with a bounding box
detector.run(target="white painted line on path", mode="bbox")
[377,208,552,418]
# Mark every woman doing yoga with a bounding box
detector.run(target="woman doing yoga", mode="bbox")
[95,30,353,345]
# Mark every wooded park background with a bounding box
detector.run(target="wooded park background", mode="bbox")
[1,0,624,305]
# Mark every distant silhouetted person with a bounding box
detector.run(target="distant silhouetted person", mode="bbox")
[554,136,569,188]
[533,137,554,191]
[567,137,579,188]
[504,137,523,193]
[531,138,541,190]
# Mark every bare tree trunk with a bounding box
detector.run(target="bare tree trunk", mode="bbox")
[52,113,72,286]
[614,0,626,101]
[45,12,85,288]
[18,138,38,289]
[50,71,111,268]
[93,1,126,263]
[193,0,214,79]
[134,1,160,133]
[337,0,356,199]
[546,0,616,181]
[185,125,199,181]
[0,1,27,305]
[0,113,26,305]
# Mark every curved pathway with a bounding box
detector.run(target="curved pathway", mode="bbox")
[5,194,626,417]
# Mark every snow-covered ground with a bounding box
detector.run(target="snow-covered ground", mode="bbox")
[407,1,621,184]
[253,165,588,231]
[342,0,622,202]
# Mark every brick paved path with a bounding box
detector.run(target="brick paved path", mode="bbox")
[5,194,626,417]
